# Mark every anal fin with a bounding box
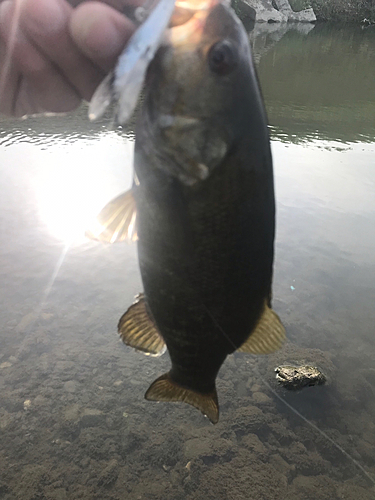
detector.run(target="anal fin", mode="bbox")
[118,294,166,357]
[85,189,137,243]
[238,302,286,355]
[145,373,219,424]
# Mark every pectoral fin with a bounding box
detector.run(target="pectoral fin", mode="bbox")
[145,373,219,424]
[85,189,137,243]
[238,303,286,355]
[118,294,166,357]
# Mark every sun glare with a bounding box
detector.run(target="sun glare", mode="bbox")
[34,134,134,245]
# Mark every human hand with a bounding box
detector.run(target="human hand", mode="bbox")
[0,0,142,116]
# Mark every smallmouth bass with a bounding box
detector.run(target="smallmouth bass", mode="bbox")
[87,0,285,423]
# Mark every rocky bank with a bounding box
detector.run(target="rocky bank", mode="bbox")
[235,0,375,23]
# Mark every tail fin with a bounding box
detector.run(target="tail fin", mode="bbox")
[145,373,219,424]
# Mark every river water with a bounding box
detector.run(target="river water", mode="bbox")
[0,23,374,500]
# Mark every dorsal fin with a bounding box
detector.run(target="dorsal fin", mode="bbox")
[85,189,137,243]
[118,294,166,357]
[238,302,286,354]
[145,373,219,424]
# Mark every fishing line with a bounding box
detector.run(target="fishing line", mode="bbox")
[259,375,375,487]
[200,301,375,487]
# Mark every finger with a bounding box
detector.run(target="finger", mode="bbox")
[0,41,19,115]
[70,1,136,73]
[12,71,80,117]
[0,0,81,115]
[18,0,105,101]
[67,0,145,10]
[0,0,22,115]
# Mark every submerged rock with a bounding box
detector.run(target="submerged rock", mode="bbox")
[0,361,12,369]
[97,459,119,487]
[266,343,336,389]
[80,408,105,427]
[275,364,326,389]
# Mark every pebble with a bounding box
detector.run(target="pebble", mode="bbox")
[63,380,77,393]
[184,437,233,461]
[77,352,90,363]
[0,411,13,430]
[15,312,36,333]
[64,404,81,421]
[47,487,67,500]
[242,433,267,454]
[231,405,269,437]
[236,380,248,397]
[41,313,54,321]
[80,408,105,427]
[252,391,272,404]
[97,459,119,487]
[184,438,212,460]
[245,377,254,389]
[34,395,46,406]
[269,454,292,476]
[0,362,12,369]
[23,400,32,410]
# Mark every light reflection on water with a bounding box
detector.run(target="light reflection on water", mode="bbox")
[273,140,375,216]
[0,23,374,500]
[32,135,134,244]
[1,116,135,244]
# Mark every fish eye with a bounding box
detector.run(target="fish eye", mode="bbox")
[208,40,237,76]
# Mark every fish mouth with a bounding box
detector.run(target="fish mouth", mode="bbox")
[169,0,225,46]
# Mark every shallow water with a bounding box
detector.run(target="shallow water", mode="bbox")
[0,23,375,500]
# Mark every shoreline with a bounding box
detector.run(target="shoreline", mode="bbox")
[310,0,375,23]
[235,0,375,24]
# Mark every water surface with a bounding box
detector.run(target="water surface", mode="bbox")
[0,23,374,500]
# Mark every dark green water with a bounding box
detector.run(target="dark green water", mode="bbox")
[254,23,375,143]
[0,24,374,500]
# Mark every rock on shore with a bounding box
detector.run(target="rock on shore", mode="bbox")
[237,0,316,23]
